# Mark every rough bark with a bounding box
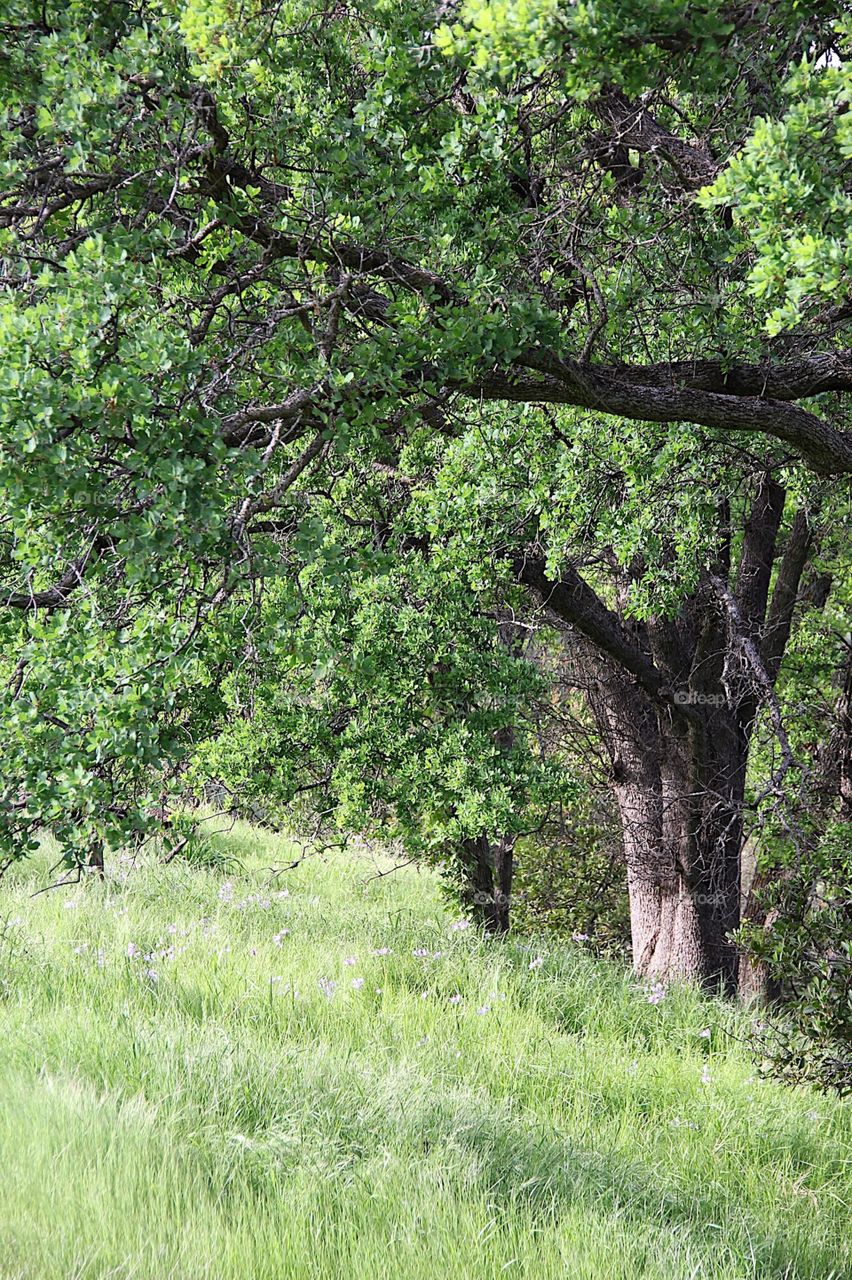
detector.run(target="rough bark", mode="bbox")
[588,658,744,990]
[523,486,813,992]
[591,89,720,191]
[463,832,515,934]
[465,358,852,475]
[88,840,105,879]
[739,855,784,1003]
[834,651,852,823]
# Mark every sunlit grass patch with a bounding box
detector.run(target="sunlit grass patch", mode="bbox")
[0,825,849,1279]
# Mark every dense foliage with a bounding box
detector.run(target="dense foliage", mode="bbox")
[0,2,850,1085]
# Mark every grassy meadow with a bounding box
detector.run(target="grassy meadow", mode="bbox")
[0,824,849,1280]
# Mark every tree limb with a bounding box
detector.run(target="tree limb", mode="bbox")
[591,89,719,191]
[462,356,852,474]
[515,552,698,720]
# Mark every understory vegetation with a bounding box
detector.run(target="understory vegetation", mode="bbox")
[0,826,849,1280]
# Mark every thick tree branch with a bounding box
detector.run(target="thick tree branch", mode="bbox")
[762,508,814,684]
[735,475,786,636]
[591,90,719,191]
[220,388,319,447]
[462,356,852,474]
[588,349,852,401]
[515,553,695,717]
[0,538,104,611]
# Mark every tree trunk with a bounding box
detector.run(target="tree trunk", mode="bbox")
[520,479,813,996]
[610,724,743,989]
[88,840,105,878]
[462,832,515,934]
[591,660,744,991]
[461,714,517,935]
[658,718,743,992]
[836,651,852,822]
[491,833,515,933]
[739,857,784,1003]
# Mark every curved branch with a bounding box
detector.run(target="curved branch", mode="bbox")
[589,349,852,401]
[463,356,852,474]
[514,553,699,721]
[1,538,104,611]
[591,90,719,190]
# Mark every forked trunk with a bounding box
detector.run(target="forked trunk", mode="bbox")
[521,477,812,996]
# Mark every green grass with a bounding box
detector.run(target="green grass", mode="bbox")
[0,825,849,1280]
